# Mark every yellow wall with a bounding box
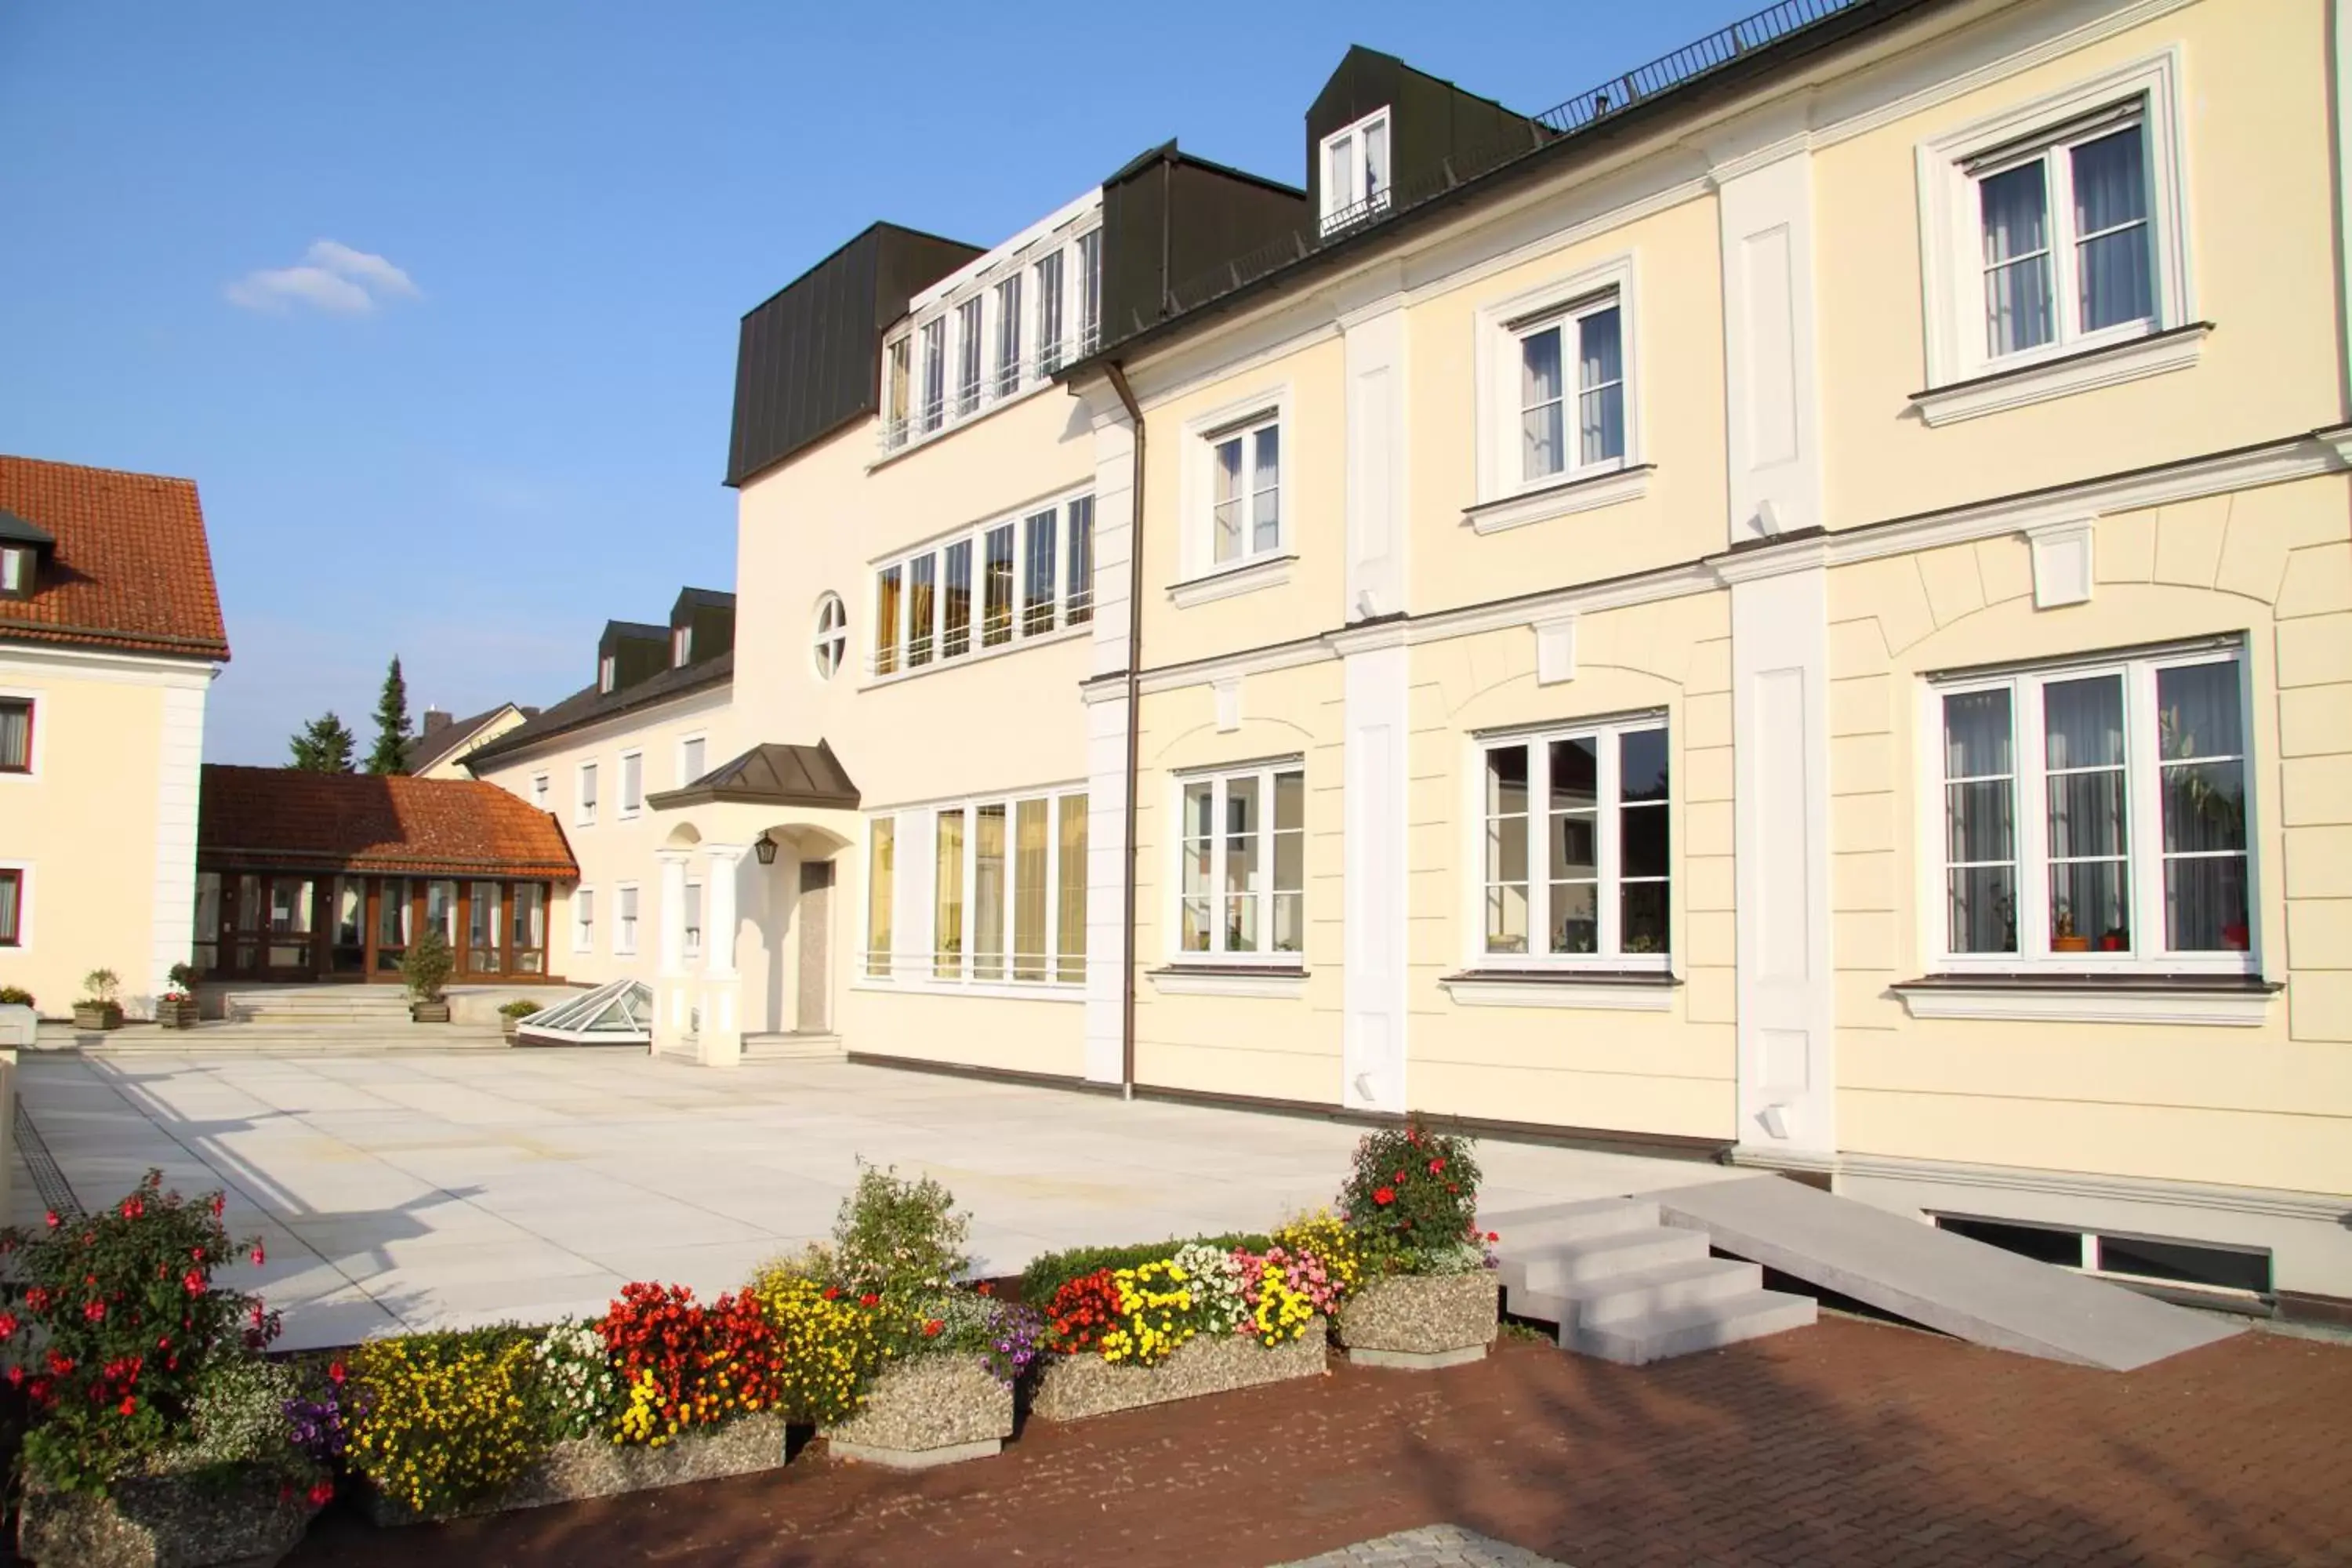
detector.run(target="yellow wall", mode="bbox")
[416,706,530,780]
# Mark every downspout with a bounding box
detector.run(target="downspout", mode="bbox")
[1105,360,1147,1100]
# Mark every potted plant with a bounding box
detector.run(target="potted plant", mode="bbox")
[73,967,124,1031]
[1328,1121,1501,1370]
[401,927,455,1023]
[498,997,542,1043]
[8,1171,330,1568]
[2051,904,2090,953]
[157,963,201,1030]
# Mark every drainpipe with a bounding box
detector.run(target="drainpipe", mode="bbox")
[1105,361,1147,1100]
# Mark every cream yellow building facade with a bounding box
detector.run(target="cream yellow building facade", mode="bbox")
[474,0,2351,1312]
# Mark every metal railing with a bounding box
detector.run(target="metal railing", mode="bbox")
[1142,0,1864,333]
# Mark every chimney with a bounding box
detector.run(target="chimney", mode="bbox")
[423,708,453,735]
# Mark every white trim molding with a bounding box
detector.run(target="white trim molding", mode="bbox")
[1912,322,2210,426]
[1146,966,1308,1000]
[2026,517,2096,608]
[1891,978,2278,1026]
[1168,554,1297,609]
[1464,465,1654,535]
[1439,972,1676,1011]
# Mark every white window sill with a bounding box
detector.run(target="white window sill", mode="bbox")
[1439,969,1676,1011]
[1147,964,1308,999]
[1891,974,2275,1027]
[851,976,1085,1004]
[1911,323,2211,427]
[862,620,1090,690]
[1463,464,1653,535]
[1167,554,1295,608]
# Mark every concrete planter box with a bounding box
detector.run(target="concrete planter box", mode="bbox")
[73,1001,125,1032]
[1333,1273,1500,1369]
[19,1472,317,1568]
[156,1000,201,1030]
[822,1354,1012,1468]
[1030,1319,1327,1423]
[362,1411,790,1526]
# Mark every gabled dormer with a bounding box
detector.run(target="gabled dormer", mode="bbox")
[0,509,54,601]
[597,621,669,695]
[1306,46,1552,238]
[668,587,736,670]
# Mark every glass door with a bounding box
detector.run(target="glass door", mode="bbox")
[233,875,263,975]
[467,881,503,974]
[191,873,222,975]
[376,877,412,977]
[330,877,367,976]
[509,884,546,975]
[266,878,317,975]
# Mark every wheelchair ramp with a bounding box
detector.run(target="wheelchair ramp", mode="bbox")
[1650,1175,2242,1370]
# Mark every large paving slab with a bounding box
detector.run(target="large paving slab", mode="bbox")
[13,1047,1752,1349]
[1650,1172,2242,1370]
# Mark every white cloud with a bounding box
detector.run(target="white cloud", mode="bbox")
[227,240,419,315]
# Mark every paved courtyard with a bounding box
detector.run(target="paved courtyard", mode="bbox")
[10,1047,1746,1349]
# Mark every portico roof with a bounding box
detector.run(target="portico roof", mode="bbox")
[646,739,858,811]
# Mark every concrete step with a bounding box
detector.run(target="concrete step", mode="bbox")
[1552,1256,1764,1327]
[1489,1196,1663,1245]
[742,1033,844,1062]
[1566,1287,1819,1367]
[1514,1225,1710,1294]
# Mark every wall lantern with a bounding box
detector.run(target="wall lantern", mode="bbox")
[753,831,779,866]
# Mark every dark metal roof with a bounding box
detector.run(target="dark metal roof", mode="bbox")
[1065,0,1937,366]
[402,702,528,775]
[0,508,56,546]
[669,587,736,618]
[464,650,735,770]
[647,739,859,811]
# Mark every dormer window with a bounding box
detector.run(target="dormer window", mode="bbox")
[599,655,617,695]
[673,626,692,667]
[0,544,32,600]
[1321,107,1391,234]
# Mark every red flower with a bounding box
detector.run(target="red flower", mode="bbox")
[211,1195,225,1218]
[118,1396,136,1416]
[0,1312,16,1341]
[4,1367,20,1388]
[1486,1231,1500,1243]
[119,1197,143,1220]
[1429,1158,1446,1174]
[858,1293,879,1308]
[307,1480,336,1508]
[83,1301,105,1323]
[328,1360,347,1385]
[1373,1186,1396,1207]
[23,1288,45,1312]
[976,1282,994,1296]
[250,1243,266,1266]
[922,1319,943,1338]
[182,1270,205,1295]
[43,1211,58,1229]
[821,1286,839,1301]
[1393,1169,1407,1181]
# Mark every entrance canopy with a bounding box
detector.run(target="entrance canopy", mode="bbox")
[644,739,858,812]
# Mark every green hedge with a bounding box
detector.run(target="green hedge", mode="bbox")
[1017,1232,1276,1305]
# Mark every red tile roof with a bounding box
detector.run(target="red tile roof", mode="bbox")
[0,455,230,660]
[198,766,577,880]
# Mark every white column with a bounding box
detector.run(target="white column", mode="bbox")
[698,844,749,1068]
[146,675,209,1018]
[1079,382,1138,1087]
[652,849,691,1054]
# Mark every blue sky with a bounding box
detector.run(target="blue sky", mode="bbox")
[0,1,1762,764]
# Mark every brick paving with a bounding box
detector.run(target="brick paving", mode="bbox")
[285,1316,2352,1567]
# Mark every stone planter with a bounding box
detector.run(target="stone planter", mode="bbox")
[822,1353,1012,1468]
[1030,1319,1327,1423]
[73,1001,125,1032]
[156,999,201,1030]
[1333,1272,1500,1370]
[408,1000,450,1024]
[362,1410,789,1526]
[19,1472,317,1568]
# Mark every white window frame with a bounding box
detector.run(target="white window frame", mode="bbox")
[1915,51,2191,390]
[1076,227,1103,354]
[530,772,549,811]
[683,879,703,960]
[0,544,34,597]
[1917,639,2258,978]
[812,591,848,680]
[614,883,640,956]
[572,887,596,953]
[0,688,42,782]
[575,762,599,827]
[1467,716,1673,974]
[1319,106,1392,234]
[677,732,707,787]
[993,272,1024,399]
[1177,383,1295,588]
[859,790,1088,993]
[597,655,616,695]
[1473,254,1642,509]
[619,750,644,819]
[1169,759,1305,967]
[866,490,1094,683]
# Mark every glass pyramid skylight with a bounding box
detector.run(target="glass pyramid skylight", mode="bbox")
[514,977,652,1046]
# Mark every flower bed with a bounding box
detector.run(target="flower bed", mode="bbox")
[822,1354,1012,1468]
[360,1414,791,1526]
[1030,1312,1329,1421]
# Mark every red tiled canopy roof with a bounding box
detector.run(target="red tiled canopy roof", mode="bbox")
[0,454,230,660]
[198,766,577,880]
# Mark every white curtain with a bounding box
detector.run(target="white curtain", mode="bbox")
[2072,127,2153,332]
[1980,161,2053,356]
[1520,328,1564,481]
[1577,307,1624,466]
[0,702,26,771]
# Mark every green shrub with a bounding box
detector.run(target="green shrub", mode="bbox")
[167,963,198,991]
[156,1354,312,1485]
[497,999,543,1020]
[399,927,455,1002]
[831,1162,971,1298]
[1338,1117,1483,1273]
[1017,1232,1274,1307]
[81,968,120,1006]
[0,985,32,1007]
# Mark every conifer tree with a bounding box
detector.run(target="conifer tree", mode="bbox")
[367,655,413,775]
[288,712,357,772]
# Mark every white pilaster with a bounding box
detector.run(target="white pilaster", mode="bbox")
[653,848,691,1054]
[1717,139,1836,1155]
[146,676,209,1016]
[1341,296,1410,622]
[1341,635,1410,1113]
[1080,381,1140,1085]
[698,844,748,1068]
